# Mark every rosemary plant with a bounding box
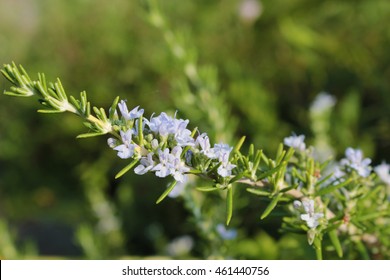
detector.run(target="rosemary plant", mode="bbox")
[1,63,390,260]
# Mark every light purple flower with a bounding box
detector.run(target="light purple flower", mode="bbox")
[217,152,236,178]
[209,143,236,178]
[152,147,190,182]
[374,162,390,185]
[134,153,155,175]
[113,129,135,159]
[169,146,191,182]
[340,148,372,178]
[299,199,324,229]
[153,148,172,178]
[196,133,215,158]
[213,143,233,159]
[147,113,194,146]
[310,92,336,113]
[284,134,306,151]
[118,100,144,120]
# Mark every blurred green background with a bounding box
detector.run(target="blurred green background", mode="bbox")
[0,0,389,259]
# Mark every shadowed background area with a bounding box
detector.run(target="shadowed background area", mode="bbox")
[0,0,389,259]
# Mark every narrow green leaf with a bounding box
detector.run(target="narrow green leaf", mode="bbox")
[253,149,263,171]
[257,161,286,181]
[229,173,244,183]
[37,109,63,114]
[284,147,295,162]
[99,108,108,122]
[1,69,15,84]
[156,180,177,204]
[115,159,140,179]
[86,102,91,117]
[248,144,254,158]
[38,73,47,91]
[55,78,67,101]
[315,173,334,187]
[226,187,233,225]
[317,178,352,196]
[261,193,282,220]
[233,135,246,154]
[3,91,29,97]
[76,132,107,138]
[138,114,144,144]
[328,230,343,258]
[109,96,120,119]
[275,143,284,164]
[196,186,218,192]
[355,240,370,260]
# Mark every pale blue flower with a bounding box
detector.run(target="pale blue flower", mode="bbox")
[310,92,336,113]
[147,112,174,136]
[216,224,237,240]
[107,137,118,148]
[205,143,236,177]
[196,133,215,158]
[173,120,194,147]
[284,134,306,151]
[118,100,144,120]
[329,164,346,183]
[217,152,236,178]
[134,153,155,175]
[153,148,172,178]
[340,148,372,178]
[169,146,190,182]
[374,162,390,185]
[213,143,233,159]
[113,129,135,159]
[152,147,190,182]
[298,199,323,229]
[147,113,194,147]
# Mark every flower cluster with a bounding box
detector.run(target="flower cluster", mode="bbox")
[320,147,375,184]
[107,101,237,183]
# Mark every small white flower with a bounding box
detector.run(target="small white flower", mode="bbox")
[293,200,302,209]
[153,148,172,178]
[113,129,135,159]
[213,143,233,159]
[217,152,236,178]
[330,165,346,183]
[196,133,215,158]
[310,92,336,113]
[107,137,117,148]
[340,148,372,178]
[134,153,155,175]
[298,199,324,229]
[284,134,306,152]
[374,162,390,185]
[118,100,144,120]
